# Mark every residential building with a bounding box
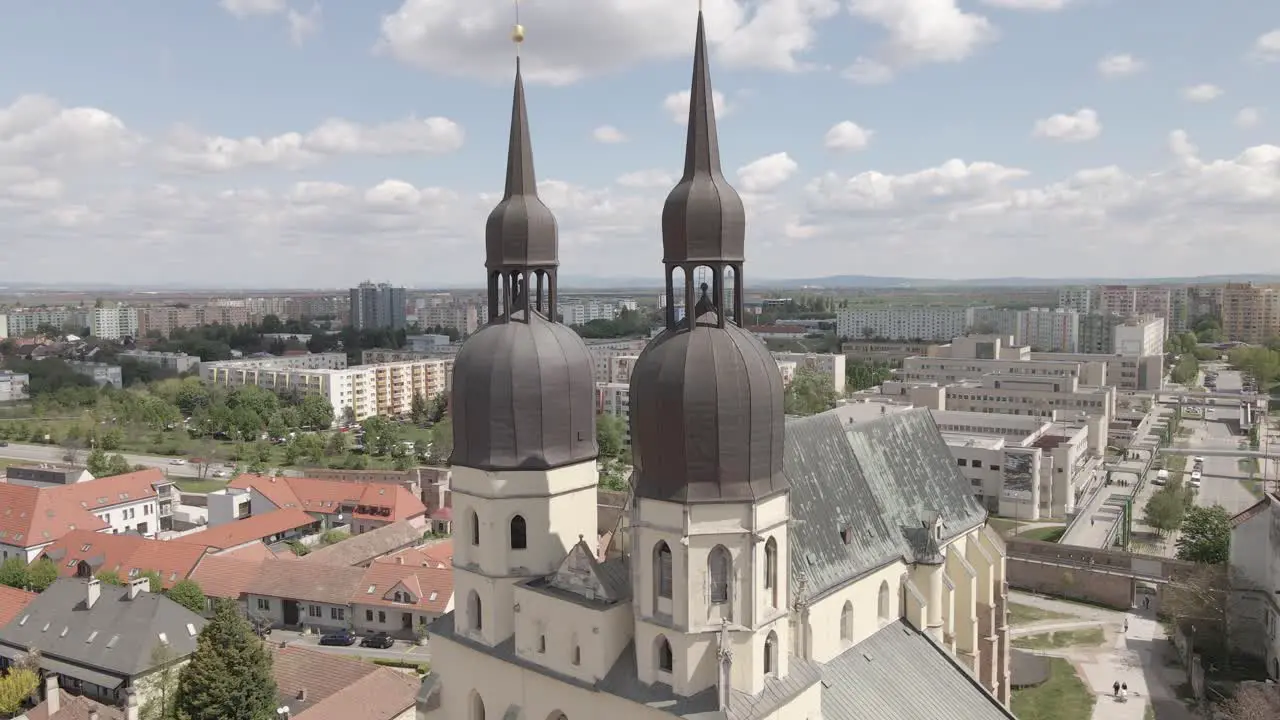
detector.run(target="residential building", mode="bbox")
[351,559,453,637]
[0,577,206,707]
[38,530,209,588]
[227,474,427,534]
[200,353,347,377]
[172,508,320,553]
[1113,316,1165,357]
[1078,313,1126,354]
[596,383,632,442]
[1221,282,1280,344]
[970,307,1022,342]
[420,25,1012,720]
[2,309,89,337]
[351,282,407,332]
[244,561,365,631]
[1029,351,1164,392]
[268,645,421,720]
[87,307,139,341]
[771,351,847,395]
[65,362,122,389]
[1017,308,1080,353]
[0,313,7,339]
[1227,492,1280,681]
[135,304,254,338]
[561,301,625,326]
[1133,287,1173,334]
[0,586,35,628]
[0,371,30,402]
[362,348,456,364]
[117,350,200,374]
[585,339,651,384]
[745,324,809,341]
[1095,285,1138,316]
[836,305,976,341]
[1057,287,1092,314]
[415,304,478,336]
[407,334,452,351]
[4,463,93,487]
[299,520,426,567]
[21,676,127,720]
[841,341,937,362]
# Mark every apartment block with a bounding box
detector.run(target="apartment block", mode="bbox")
[350,282,407,331]
[119,349,201,373]
[1057,287,1093,314]
[596,383,632,443]
[584,339,650,384]
[560,300,628,325]
[88,306,140,340]
[971,307,1022,341]
[0,371,29,402]
[841,341,939,362]
[1221,283,1280,344]
[1113,316,1165,357]
[1030,351,1164,392]
[835,306,975,341]
[362,348,459,364]
[0,313,7,339]
[1078,313,1125,354]
[66,361,123,388]
[415,304,479,336]
[771,351,847,395]
[1018,308,1080,352]
[136,305,254,337]
[1095,285,1138,315]
[3,308,88,336]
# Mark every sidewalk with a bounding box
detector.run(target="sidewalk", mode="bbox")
[1075,611,1194,720]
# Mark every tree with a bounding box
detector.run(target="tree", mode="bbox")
[138,569,165,594]
[426,418,452,465]
[1220,682,1280,720]
[106,453,133,477]
[0,666,39,717]
[95,569,123,585]
[1161,564,1227,624]
[427,392,448,424]
[25,559,59,592]
[176,598,278,720]
[783,368,839,416]
[597,413,627,461]
[410,393,430,426]
[296,393,334,430]
[86,446,110,477]
[138,642,181,720]
[165,579,206,615]
[1142,486,1186,537]
[0,558,27,591]
[1176,505,1232,564]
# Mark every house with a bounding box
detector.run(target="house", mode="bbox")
[228,474,427,534]
[0,578,206,707]
[4,464,94,488]
[18,675,127,720]
[376,541,452,570]
[351,559,453,638]
[300,520,425,567]
[171,508,319,553]
[1227,491,1280,681]
[38,530,209,588]
[187,553,270,613]
[269,645,419,720]
[0,484,106,562]
[0,585,36,627]
[243,561,366,632]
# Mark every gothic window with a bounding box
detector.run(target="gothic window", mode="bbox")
[654,541,673,600]
[840,601,854,644]
[470,509,480,546]
[708,545,731,605]
[764,537,778,608]
[764,631,778,676]
[656,635,673,673]
[469,691,486,720]
[510,515,527,550]
[467,591,482,631]
[538,634,546,653]
[572,645,581,666]
[877,580,890,621]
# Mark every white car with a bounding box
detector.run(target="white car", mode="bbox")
[211,470,227,478]
[1190,470,1202,487]
[170,458,187,465]
[1192,456,1205,465]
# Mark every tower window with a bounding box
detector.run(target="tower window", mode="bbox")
[470,510,480,547]
[467,591,482,632]
[654,541,673,600]
[538,635,546,653]
[877,580,890,621]
[572,645,581,666]
[708,545,731,605]
[656,635,673,673]
[510,514,527,550]
[764,537,778,608]
[841,601,854,644]
[764,631,778,676]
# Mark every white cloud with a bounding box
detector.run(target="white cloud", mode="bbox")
[592,126,627,144]
[219,0,288,18]
[1096,53,1144,77]
[662,90,730,124]
[1168,130,1198,159]
[377,0,835,85]
[737,152,799,193]
[824,121,873,151]
[1031,108,1101,142]
[841,58,894,85]
[156,116,464,172]
[287,4,322,46]
[1182,84,1223,103]
[221,0,320,45]
[847,0,996,78]
[0,95,141,170]
[616,170,673,189]
[980,0,1069,10]
[1236,108,1262,129]
[1252,29,1280,62]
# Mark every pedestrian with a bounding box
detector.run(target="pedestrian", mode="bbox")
[1144,596,1150,610]
[1113,681,1120,697]
[1123,618,1129,633]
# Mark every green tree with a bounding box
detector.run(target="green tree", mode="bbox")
[597,413,626,461]
[297,393,334,429]
[1142,487,1187,537]
[0,666,39,717]
[410,393,430,426]
[106,453,133,477]
[138,642,181,720]
[323,431,347,457]
[25,559,59,592]
[95,569,124,585]
[86,446,110,477]
[1176,505,1232,564]
[176,599,277,720]
[1170,354,1199,385]
[138,569,165,593]
[783,368,839,416]
[165,579,206,615]
[0,557,27,591]
[426,417,453,465]
[427,392,448,424]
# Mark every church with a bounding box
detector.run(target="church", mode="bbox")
[420,10,1014,720]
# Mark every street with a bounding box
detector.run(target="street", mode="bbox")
[268,629,432,663]
[0,441,204,477]
[1178,368,1263,516]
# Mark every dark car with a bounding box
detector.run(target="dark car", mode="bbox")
[360,632,394,649]
[318,630,357,646]
[0,441,7,447]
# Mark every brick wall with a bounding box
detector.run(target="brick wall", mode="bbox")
[1007,556,1135,609]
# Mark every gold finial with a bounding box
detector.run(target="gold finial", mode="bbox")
[511,0,525,52]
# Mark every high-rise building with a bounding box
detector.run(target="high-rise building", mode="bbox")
[349,282,407,331]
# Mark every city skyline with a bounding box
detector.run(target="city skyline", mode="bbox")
[0,1,1277,286]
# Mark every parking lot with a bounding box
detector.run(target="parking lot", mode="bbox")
[269,628,433,662]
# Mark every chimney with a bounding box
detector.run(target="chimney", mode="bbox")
[124,688,139,720]
[128,577,151,600]
[86,578,101,608]
[296,688,307,702]
[395,556,404,565]
[45,675,60,714]
[88,711,99,720]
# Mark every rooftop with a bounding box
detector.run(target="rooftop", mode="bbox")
[0,585,36,628]
[353,561,452,614]
[230,474,426,523]
[188,553,268,601]
[172,507,318,551]
[243,560,367,606]
[269,645,419,720]
[301,520,424,567]
[39,529,209,588]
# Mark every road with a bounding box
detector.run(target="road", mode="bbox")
[0,441,205,478]
[270,629,432,662]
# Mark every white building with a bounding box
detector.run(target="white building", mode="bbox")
[88,306,140,340]
[1228,493,1280,681]
[1113,316,1165,358]
[1057,287,1093,314]
[119,349,201,373]
[836,306,976,342]
[0,371,29,402]
[66,361,123,388]
[585,340,651,384]
[0,313,7,339]
[1018,308,1080,353]
[770,352,846,395]
[416,304,479,336]
[2,308,88,337]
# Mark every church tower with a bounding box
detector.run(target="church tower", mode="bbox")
[447,28,600,649]
[626,8,791,703]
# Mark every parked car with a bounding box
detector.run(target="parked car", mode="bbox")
[360,632,395,649]
[170,458,187,465]
[319,630,357,646]
[1190,470,1202,488]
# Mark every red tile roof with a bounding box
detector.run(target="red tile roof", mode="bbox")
[37,529,208,588]
[354,560,452,614]
[230,474,426,523]
[221,539,287,562]
[0,584,37,627]
[172,508,318,551]
[21,690,123,720]
[51,468,168,512]
[0,484,107,550]
[189,553,269,601]
[269,645,418,720]
[375,541,452,570]
[244,559,367,606]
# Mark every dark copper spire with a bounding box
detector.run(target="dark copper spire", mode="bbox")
[484,57,560,322]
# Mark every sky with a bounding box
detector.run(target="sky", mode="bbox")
[0,0,1278,288]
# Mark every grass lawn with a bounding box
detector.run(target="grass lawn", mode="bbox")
[1013,628,1106,650]
[1019,526,1066,543]
[0,457,28,470]
[1008,602,1075,626]
[174,478,232,494]
[1010,658,1097,720]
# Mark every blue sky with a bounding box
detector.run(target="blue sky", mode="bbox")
[0,0,1277,287]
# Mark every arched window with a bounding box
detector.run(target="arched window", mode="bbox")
[467,590,482,631]
[654,541,673,600]
[572,645,581,665]
[877,580,890,621]
[764,537,778,608]
[538,634,546,653]
[656,635,673,673]
[470,691,486,720]
[510,515,527,550]
[708,545,731,605]
[546,713,568,720]
[764,631,778,676]
[469,509,480,546]
[840,601,854,643]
